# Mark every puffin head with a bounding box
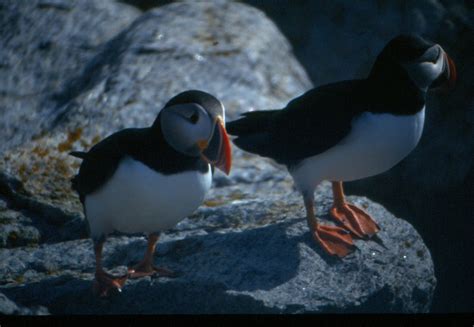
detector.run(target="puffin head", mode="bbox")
[371,34,456,91]
[156,90,232,175]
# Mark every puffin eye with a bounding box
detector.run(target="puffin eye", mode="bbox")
[190,112,199,124]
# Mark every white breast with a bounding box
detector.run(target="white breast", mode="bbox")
[85,157,212,238]
[290,108,425,191]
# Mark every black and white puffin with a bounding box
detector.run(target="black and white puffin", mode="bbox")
[226,35,456,258]
[70,90,232,296]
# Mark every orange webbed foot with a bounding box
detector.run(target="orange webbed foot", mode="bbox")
[128,261,176,279]
[93,270,128,297]
[330,203,380,239]
[312,224,356,258]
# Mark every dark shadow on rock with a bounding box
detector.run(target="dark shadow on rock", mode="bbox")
[319,286,396,313]
[102,237,145,268]
[119,0,173,12]
[1,226,302,314]
[2,221,305,313]
[296,231,349,266]
[149,220,304,293]
[0,212,435,313]
[2,275,282,314]
[0,172,89,246]
[369,234,387,250]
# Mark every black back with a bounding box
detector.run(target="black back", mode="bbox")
[374,34,434,62]
[228,80,372,166]
[227,35,432,167]
[71,124,208,203]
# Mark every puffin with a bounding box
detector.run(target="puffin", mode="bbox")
[70,90,232,296]
[226,35,456,258]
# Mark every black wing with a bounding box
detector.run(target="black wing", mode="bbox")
[71,127,209,202]
[227,80,368,166]
[70,129,140,201]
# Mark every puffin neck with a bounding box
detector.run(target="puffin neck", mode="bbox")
[151,110,163,130]
[366,59,426,115]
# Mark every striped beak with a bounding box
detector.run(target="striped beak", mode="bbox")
[431,52,456,90]
[199,117,232,175]
[444,52,457,89]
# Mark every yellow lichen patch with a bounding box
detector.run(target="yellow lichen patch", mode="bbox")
[91,135,101,145]
[79,139,90,148]
[57,142,72,153]
[32,146,49,158]
[57,127,83,152]
[0,128,107,213]
[31,162,40,174]
[228,191,246,201]
[14,275,25,284]
[54,157,70,177]
[71,161,81,169]
[18,163,28,182]
[68,128,83,143]
[204,199,227,207]
[204,190,251,207]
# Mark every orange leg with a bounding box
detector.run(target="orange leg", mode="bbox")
[128,233,175,279]
[304,193,355,258]
[93,239,128,297]
[329,181,380,238]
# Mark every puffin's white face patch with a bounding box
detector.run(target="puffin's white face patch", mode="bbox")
[403,46,445,90]
[85,157,212,238]
[161,103,213,156]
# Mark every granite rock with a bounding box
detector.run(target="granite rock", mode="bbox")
[0,0,140,153]
[0,291,48,315]
[0,0,312,226]
[0,183,435,314]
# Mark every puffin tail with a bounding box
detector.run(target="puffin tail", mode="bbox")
[226,110,278,157]
[69,151,87,159]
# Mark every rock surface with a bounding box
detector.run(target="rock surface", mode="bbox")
[0,0,436,314]
[0,0,311,222]
[0,183,435,314]
[0,291,49,315]
[0,0,140,152]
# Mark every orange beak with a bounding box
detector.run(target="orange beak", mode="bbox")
[200,117,232,175]
[445,52,457,89]
[431,52,457,91]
